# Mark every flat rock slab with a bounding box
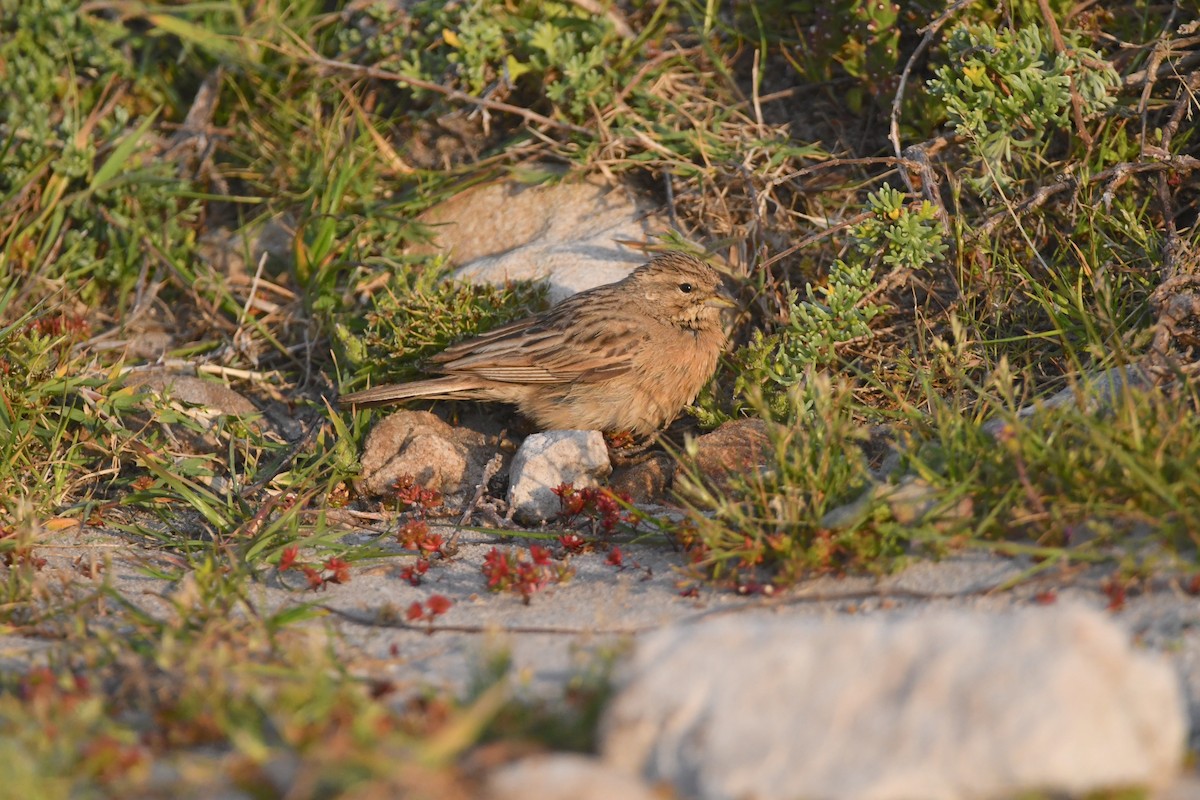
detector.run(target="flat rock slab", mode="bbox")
[123,369,259,416]
[411,175,665,303]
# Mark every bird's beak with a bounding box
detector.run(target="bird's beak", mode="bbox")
[707,288,738,309]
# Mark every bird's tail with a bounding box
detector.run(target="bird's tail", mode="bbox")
[338,376,485,408]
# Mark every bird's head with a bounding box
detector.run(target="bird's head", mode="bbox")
[630,252,736,331]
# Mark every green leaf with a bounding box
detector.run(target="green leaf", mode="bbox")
[90,108,160,190]
[144,12,243,60]
[505,54,532,81]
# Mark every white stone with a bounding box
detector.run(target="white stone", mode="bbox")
[600,605,1186,800]
[507,430,611,524]
[485,754,659,800]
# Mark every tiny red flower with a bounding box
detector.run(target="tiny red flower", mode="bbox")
[426,595,452,616]
[302,566,324,591]
[278,546,299,572]
[397,519,429,549]
[481,546,573,602]
[324,557,352,584]
[558,532,586,553]
[400,558,430,586]
[482,547,511,588]
[529,544,552,565]
[406,602,425,621]
[606,546,624,568]
[1101,576,1127,612]
[1034,590,1057,605]
[554,483,586,517]
[392,475,442,511]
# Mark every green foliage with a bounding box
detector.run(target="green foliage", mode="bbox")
[0,313,134,518]
[337,262,548,389]
[853,185,947,270]
[340,1,628,122]
[737,0,906,111]
[696,185,947,425]
[680,375,905,588]
[927,23,1120,193]
[0,0,1197,787]
[0,0,134,170]
[803,0,902,108]
[0,0,201,308]
[903,362,1200,552]
[696,262,879,425]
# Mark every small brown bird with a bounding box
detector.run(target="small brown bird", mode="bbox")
[339,252,734,435]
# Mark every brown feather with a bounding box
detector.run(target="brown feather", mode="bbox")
[338,252,733,434]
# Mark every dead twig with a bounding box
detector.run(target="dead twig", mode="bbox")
[901,142,954,243]
[759,210,874,272]
[1037,0,1093,149]
[449,453,506,550]
[889,0,975,176]
[974,155,1200,239]
[266,42,592,136]
[1150,287,1200,364]
[1152,71,1199,285]
[1124,37,1200,88]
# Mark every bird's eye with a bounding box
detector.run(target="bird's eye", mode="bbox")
[678,282,694,293]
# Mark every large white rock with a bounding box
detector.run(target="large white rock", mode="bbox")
[484,754,660,800]
[507,430,611,524]
[600,605,1186,800]
[412,175,664,304]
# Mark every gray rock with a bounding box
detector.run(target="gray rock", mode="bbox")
[600,604,1186,800]
[122,368,267,458]
[114,328,174,360]
[411,174,665,303]
[455,243,638,305]
[820,476,974,532]
[199,213,296,278]
[507,430,611,524]
[983,363,1155,437]
[484,754,660,800]
[357,410,491,499]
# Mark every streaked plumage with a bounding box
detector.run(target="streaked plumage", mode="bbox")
[339,252,733,434]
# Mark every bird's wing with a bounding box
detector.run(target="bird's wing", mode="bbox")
[431,316,535,359]
[430,301,643,384]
